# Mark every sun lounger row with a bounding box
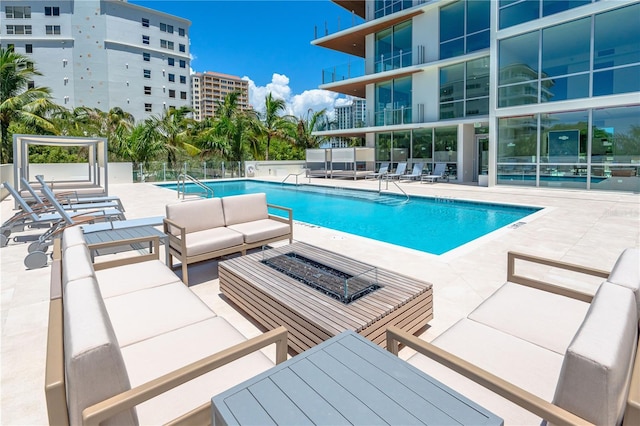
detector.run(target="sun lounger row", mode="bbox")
[45,226,289,426]
[388,248,640,425]
[164,192,293,285]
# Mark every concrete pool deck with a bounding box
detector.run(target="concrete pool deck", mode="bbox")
[1,178,639,424]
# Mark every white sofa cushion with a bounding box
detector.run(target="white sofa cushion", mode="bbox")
[62,226,86,250]
[166,198,226,235]
[468,282,591,354]
[607,247,640,314]
[552,282,638,425]
[122,317,275,424]
[408,319,565,425]
[64,277,137,426]
[62,244,95,286]
[183,227,244,257]
[104,283,216,347]
[96,259,181,298]
[227,219,290,244]
[222,193,269,226]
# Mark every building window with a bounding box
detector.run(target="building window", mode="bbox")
[375,76,412,126]
[440,0,490,60]
[25,44,33,54]
[440,57,489,119]
[180,91,187,100]
[160,23,174,33]
[179,44,186,53]
[143,69,151,78]
[375,20,412,72]
[179,59,186,68]
[169,89,176,98]
[27,80,35,89]
[179,75,186,84]
[374,0,413,19]
[167,57,175,66]
[141,18,149,27]
[178,28,185,37]
[144,86,151,95]
[46,25,61,35]
[143,52,150,61]
[499,0,593,30]
[160,40,174,50]
[145,103,152,112]
[168,73,175,82]
[142,35,150,45]
[6,25,32,35]
[44,6,60,16]
[5,6,31,19]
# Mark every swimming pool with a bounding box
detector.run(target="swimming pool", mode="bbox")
[159,180,540,255]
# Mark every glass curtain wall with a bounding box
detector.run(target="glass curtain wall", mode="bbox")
[375,21,412,73]
[440,57,490,119]
[375,77,412,126]
[374,0,414,19]
[499,0,593,29]
[440,0,490,60]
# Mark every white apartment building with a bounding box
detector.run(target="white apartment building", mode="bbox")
[313,0,640,192]
[0,0,191,122]
[191,71,250,121]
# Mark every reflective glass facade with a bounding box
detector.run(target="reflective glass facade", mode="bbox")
[375,21,412,73]
[440,57,490,119]
[375,77,412,126]
[440,0,490,60]
[499,0,594,29]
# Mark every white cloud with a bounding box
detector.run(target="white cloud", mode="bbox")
[243,73,347,119]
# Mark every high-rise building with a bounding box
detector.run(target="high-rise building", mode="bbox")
[335,98,366,130]
[0,0,191,122]
[313,0,640,192]
[191,71,250,121]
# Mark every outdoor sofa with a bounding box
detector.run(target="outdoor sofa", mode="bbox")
[45,226,288,425]
[388,248,640,425]
[163,193,293,285]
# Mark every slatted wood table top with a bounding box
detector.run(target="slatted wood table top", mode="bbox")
[219,242,433,353]
[212,331,503,426]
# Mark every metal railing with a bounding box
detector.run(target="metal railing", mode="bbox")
[379,177,410,203]
[176,173,214,199]
[282,171,307,186]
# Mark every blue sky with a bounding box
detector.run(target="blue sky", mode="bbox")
[129,0,364,117]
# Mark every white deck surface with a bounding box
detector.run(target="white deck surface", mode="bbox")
[1,177,639,424]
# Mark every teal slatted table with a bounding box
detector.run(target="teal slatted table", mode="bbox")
[212,331,503,425]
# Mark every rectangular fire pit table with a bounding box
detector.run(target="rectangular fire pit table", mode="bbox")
[218,242,433,353]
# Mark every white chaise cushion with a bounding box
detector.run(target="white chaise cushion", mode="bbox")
[552,282,638,425]
[607,247,640,314]
[104,282,216,347]
[64,277,137,426]
[62,243,95,286]
[96,259,182,298]
[166,198,226,235]
[222,193,269,226]
[182,227,244,257]
[227,219,290,244]
[122,317,275,424]
[468,282,592,354]
[62,226,86,250]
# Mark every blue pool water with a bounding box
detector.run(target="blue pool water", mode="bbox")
[159,180,540,255]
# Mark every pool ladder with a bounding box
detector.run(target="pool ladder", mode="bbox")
[176,173,214,199]
[282,170,308,186]
[379,178,410,203]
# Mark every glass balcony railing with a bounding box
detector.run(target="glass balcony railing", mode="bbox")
[374,106,413,126]
[322,60,365,84]
[374,51,413,73]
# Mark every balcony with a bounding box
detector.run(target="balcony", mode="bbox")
[322,60,365,84]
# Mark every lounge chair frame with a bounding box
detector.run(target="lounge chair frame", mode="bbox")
[387,251,640,426]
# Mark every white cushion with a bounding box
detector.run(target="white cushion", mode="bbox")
[608,247,640,315]
[104,283,216,347]
[183,227,244,257]
[468,282,591,354]
[227,219,290,244]
[122,317,275,424]
[96,259,181,298]
[62,226,86,250]
[166,198,225,235]
[62,244,95,287]
[222,193,269,226]
[552,282,638,425]
[64,277,137,426]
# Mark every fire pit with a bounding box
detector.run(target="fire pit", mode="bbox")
[261,248,380,304]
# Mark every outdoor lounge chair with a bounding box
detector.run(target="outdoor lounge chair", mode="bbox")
[421,162,447,183]
[20,177,125,212]
[385,162,407,179]
[365,162,390,180]
[400,162,425,181]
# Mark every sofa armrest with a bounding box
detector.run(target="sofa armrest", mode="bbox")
[81,326,289,426]
[507,251,610,303]
[267,204,292,224]
[624,335,640,426]
[163,217,187,246]
[89,235,161,270]
[386,326,595,426]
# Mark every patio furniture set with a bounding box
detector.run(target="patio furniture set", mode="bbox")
[365,161,448,183]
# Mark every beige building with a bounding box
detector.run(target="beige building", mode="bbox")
[191,71,250,121]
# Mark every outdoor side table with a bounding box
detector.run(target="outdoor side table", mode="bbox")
[212,331,503,425]
[82,225,169,264]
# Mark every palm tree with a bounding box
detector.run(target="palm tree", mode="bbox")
[257,93,294,160]
[143,106,199,172]
[294,108,329,150]
[120,123,166,180]
[0,48,58,163]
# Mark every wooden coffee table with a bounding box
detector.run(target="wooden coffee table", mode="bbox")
[219,242,433,353]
